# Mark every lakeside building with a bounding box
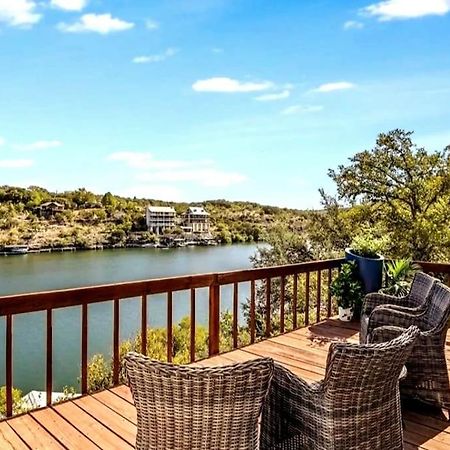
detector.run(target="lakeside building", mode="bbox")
[182,206,210,233]
[34,201,64,219]
[146,206,176,234]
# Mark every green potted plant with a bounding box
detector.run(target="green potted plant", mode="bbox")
[381,259,419,296]
[330,261,364,321]
[345,229,388,294]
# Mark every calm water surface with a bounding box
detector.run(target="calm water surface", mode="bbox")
[0,244,260,393]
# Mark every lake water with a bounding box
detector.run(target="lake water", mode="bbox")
[0,244,261,394]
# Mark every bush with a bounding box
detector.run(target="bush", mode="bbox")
[0,386,24,416]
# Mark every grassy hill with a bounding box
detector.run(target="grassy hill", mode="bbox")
[0,185,310,249]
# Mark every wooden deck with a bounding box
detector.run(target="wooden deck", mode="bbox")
[1,318,449,449]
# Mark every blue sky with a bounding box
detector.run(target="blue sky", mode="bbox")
[1,0,450,209]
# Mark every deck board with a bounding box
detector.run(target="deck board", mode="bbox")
[30,407,100,450]
[1,317,449,449]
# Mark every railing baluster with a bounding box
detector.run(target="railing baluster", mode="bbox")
[280,276,285,333]
[6,314,13,417]
[250,280,256,344]
[293,273,298,329]
[265,278,271,338]
[209,275,220,356]
[327,268,332,317]
[167,292,173,362]
[81,303,88,394]
[141,294,147,356]
[190,288,196,363]
[232,283,239,348]
[46,308,53,406]
[113,298,120,385]
[316,271,322,323]
[305,272,310,326]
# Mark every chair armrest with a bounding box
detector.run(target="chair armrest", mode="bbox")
[368,325,408,344]
[367,307,424,339]
[382,303,426,315]
[362,292,409,316]
[260,364,323,449]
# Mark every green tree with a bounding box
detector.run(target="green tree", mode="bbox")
[322,129,450,260]
[70,188,97,209]
[244,227,314,337]
[101,192,117,209]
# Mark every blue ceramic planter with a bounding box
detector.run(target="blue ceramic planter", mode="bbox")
[345,248,384,294]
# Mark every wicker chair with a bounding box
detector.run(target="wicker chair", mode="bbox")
[360,272,436,343]
[366,282,450,410]
[124,353,274,450]
[260,326,419,450]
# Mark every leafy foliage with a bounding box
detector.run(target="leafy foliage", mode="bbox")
[85,313,240,393]
[350,228,389,258]
[325,129,450,260]
[244,228,315,337]
[0,386,24,416]
[382,259,420,297]
[330,261,364,310]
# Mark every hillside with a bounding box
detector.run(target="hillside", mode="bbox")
[0,185,309,249]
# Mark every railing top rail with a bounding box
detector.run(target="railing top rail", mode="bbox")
[0,258,344,316]
[415,261,450,273]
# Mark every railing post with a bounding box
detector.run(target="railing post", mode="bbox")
[81,303,88,394]
[6,314,13,417]
[209,275,220,356]
[46,308,53,407]
[112,298,120,385]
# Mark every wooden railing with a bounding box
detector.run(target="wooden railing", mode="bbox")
[0,258,343,418]
[417,261,450,284]
[2,258,449,418]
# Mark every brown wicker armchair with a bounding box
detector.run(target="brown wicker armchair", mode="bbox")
[260,326,419,450]
[366,282,450,410]
[360,272,436,343]
[124,353,274,450]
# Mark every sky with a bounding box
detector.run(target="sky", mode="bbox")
[0,0,450,209]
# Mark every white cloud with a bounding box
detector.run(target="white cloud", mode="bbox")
[0,137,5,146]
[57,13,134,34]
[0,0,41,27]
[192,77,273,93]
[145,19,159,30]
[254,90,290,102]
[50,0,87,11]
[0,159,33,168]
[281,105,323,115]
[313,81,355,93]
[362,0,450,21]
[14,140,62,151]
[133,48,178,64]
[108,152,247,188]
[343,20,364,29]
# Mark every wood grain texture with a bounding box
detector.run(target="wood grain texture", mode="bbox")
[0,317,449,449]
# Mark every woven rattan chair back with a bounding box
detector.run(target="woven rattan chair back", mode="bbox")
[125,353,274,450]
[260,326,419,450]
[324,325,419,395]
[423,282,450,332]
[408,272,436,308]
